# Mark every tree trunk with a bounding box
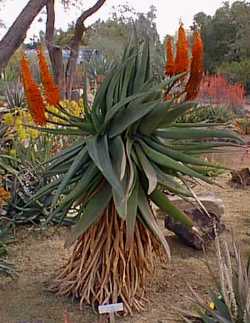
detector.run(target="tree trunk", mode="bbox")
[45,0,65,97]
[65,0,106,99]
[0,0,48,71]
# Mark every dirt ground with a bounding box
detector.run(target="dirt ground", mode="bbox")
[0,171,250,323]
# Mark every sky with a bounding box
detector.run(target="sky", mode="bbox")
[0,0,231,42]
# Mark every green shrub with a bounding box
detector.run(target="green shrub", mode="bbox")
[178,105,235,124]
[218,59,250,93]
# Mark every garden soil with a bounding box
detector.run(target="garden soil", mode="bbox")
[1,170,250,323]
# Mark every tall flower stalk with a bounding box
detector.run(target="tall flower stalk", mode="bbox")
[185,31,204,100]
[20,55,46,126]
[37,47,60,106]
[175,23,189,74]
[164,25,204,102]
[165,36,175,76]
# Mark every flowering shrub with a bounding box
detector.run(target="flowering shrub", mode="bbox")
[197,75,246,108]
[3,109,39,143]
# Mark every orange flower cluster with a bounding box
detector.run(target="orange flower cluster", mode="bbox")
[20,48,61,126]
[21,56,47,126]
[185,31,204,100]
[165,37,175,76]
[0,187,10,207]
[175,23,189,74]
[165,24,189,77]
[37,47,60,106]
[164,24,204,101]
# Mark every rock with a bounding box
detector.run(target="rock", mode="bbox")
[165,208,225,250]
[230,168,250,187]
[167,193,224,218]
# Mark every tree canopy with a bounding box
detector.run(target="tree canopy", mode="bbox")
[193,1,250,73]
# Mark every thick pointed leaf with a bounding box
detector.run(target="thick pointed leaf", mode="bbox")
[134,38,151,91]
[126,173,139,249]
[52,164,100,217]
[93,68,114,115]
[155,128,244,144]
[143,137,227,169]
[153,164,192,197]
[45,140,83,164]
[50,146,89,211]
[173,141,242,152]
[110,136,126,180]
[137,184,170,258]
[150,190,193,228]
[104,87,161,126]
[47,142,85,170]
[140,141,214,184]
[134,144,157,194]
[126,138,135,195]
[121,51,137,99]
[65,181,112,248]
[156,102,196,129]
[112,171,129,220]
[26,125,83,136]
[24,175,79,207]
[139,101,173,135]
[87,135,124,198]
[109,99,158,138]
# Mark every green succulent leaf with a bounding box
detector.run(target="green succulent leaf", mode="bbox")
[65,181,112,248]
[150,190,193,228]
[134,144,157,194]
[155,127,244,144]
[49,146,89,214]
[87,135,124,199]
[138,183,170,258]
[126,172,139,249]
[139,140,214,184]
[109,98,158,138]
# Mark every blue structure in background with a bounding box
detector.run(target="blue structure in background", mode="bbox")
[26,48,101,64]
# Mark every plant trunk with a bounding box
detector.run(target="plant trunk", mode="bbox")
[45,0,65,98]
[0,0,48,71]
[51,202,164,315]
[65,22,85,99]
[64,0,106,99]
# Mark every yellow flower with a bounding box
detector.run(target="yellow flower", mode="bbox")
[209,302,215,310]
[30,129,39,140]
[15,117,22,127]
[17,126,28,140]
[3,113,14,126]
[9,149,17,157]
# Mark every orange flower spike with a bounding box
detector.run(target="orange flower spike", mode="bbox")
[165,36,175,76]
[175,23,189,74]
[185,31,204,101]
[37,47,60,106]
[20,55,46,126]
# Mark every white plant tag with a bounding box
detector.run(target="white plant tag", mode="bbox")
[98,303,124,314]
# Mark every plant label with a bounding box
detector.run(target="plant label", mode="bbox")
[98,303,124,314]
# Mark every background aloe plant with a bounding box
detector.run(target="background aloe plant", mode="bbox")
[22,38,244,314]
[179,237,250,323]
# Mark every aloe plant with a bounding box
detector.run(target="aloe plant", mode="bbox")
[85,52,115,80]
[22,39,243,315]
[4,81,25,109]
[179,238,250,323]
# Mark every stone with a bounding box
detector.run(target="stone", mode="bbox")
[165,208,225,250]
[167,192,224,218]
[231,168,250,186]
